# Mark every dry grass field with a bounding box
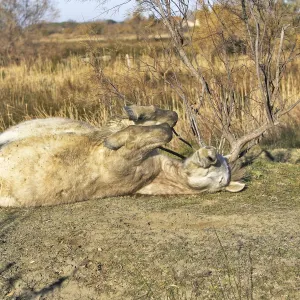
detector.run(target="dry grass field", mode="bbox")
[0,33,300,299]
[0,153,299,299]
[1,51,300,149]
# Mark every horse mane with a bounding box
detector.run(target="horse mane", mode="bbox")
[229,161,246,181]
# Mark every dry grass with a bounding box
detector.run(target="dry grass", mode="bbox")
[0,56,103,130]
[0,39,299,298]
[0,47,300,150]
[36,33,172,43]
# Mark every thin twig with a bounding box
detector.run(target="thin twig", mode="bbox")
[159,146,186,159]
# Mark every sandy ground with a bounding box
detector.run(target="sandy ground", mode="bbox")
[0,158,300,299]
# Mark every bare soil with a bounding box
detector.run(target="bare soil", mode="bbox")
[0,156,300,299]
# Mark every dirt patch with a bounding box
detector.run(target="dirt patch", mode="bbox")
[0,159,300,299]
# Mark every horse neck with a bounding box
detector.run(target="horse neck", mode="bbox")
[137,154,195,195]
[159,155,186,183]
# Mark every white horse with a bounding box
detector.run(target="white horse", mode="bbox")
[0,106,244,207]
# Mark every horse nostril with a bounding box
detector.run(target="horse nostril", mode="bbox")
[207,155,217,164]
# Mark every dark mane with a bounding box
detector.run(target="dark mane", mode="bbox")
[229,161,246,182]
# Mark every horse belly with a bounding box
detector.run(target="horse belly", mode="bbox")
[0,136,96,206]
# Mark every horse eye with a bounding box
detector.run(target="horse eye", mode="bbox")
[219,177,224,184]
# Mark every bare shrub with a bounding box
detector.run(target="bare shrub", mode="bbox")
[0,0,58,65]
[93,0,300,161]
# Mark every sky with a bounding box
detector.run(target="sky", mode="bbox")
[55,0,135,22]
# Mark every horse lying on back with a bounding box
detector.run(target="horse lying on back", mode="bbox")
[0,105,244,207]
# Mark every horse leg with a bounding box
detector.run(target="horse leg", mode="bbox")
[124,105,178,128]
[104,123,172,152]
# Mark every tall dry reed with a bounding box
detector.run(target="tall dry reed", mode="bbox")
[0,52,299,150]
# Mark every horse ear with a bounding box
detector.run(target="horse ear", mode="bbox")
[225,181,245,192]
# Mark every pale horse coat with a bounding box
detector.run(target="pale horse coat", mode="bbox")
[0,106,244,207]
